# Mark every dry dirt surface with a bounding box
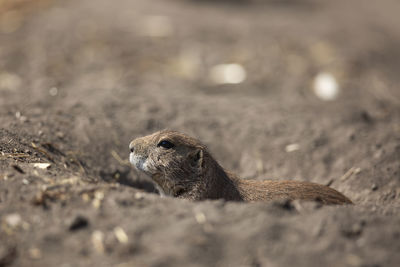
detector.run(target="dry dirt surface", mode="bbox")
[1,0,400,266]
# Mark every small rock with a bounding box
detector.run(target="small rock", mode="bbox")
[94,191,104,200]
[3,172,14,180]
[92,191,104,209]
[313,72,339,101]
[12,165,24,174]
[114,227,129,244]
[49,87,58,96]
[360,111,373,124]
[4,213,22,228]
[285,143,300,153]
[32,163,51,169]
[56,131,65,139]
[19,116,28,122]
[69,215,89,231]
[134,192,144,199]
[210,63,247,85]
[371,184,378,191]
[15,111,28,122]
[195,212,207,224]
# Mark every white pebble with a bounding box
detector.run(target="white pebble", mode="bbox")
[285,143,300,153]
[114,227,129,244]
[5,213,22,227]
[210,63,246,85]
[32,163,51,169]
[313,72,339,101]
[195,212,207,224]
[49,87,58,96]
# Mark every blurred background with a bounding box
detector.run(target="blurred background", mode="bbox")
[1,0,399,203]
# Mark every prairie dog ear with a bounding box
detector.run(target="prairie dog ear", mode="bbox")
[189,148,204,171]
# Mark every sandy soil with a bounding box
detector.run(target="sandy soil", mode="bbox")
[1,0,399,266]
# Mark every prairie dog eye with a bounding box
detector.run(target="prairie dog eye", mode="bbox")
[157,140,175,149]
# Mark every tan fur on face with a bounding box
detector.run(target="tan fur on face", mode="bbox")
[129,130,352,204]
[129,130,207,197]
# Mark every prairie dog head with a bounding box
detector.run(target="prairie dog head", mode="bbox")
[129,130,206,197]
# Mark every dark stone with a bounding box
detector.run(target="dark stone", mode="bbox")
[12,165,24,174]
[69,215,89,231]
[360,111,373,124]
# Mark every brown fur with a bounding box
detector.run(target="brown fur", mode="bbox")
[129,130,352,204]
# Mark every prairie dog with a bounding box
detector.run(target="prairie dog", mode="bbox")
[129,130,352,204]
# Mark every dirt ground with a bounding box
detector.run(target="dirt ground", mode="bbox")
[1,0,400,266]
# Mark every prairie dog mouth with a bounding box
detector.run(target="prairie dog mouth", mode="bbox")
[129,153,148,173]
[129,152,168,197]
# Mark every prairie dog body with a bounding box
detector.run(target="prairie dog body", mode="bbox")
[129,130,352,204]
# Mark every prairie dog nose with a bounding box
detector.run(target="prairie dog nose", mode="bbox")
[129,142,135,153]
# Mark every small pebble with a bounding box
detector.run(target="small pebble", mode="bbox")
[313,72,339,101]
[56,131,65,139]
[92,191,104,209]
[195,212,207,224]
[134,192,144,199]
[19,116,28,122]
[32,163,51,169]
[49,87,58,96]
[114,227,129,244]
[15,111,27,122]
[5,213,22,228]
[285,143,300,153]
[360,111,373,124]
[210,63,246,85]
[69,215,89,231]
[12,165,24,174]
